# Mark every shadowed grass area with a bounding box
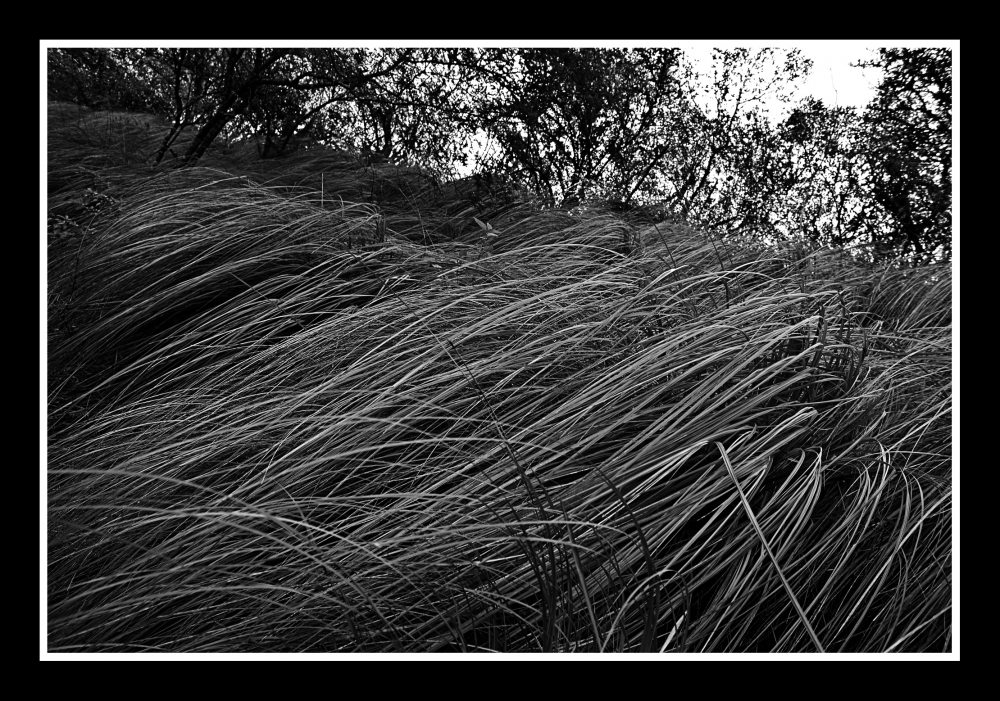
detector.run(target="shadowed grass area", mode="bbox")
[47,103,952,653]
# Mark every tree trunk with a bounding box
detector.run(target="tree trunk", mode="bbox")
[179,90,245,166]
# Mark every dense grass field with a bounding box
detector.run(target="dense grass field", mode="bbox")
[46,104,953,653]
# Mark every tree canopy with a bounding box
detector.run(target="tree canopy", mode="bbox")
[47,46,953,265]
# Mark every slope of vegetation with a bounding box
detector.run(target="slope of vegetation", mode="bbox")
[47,104,952,653]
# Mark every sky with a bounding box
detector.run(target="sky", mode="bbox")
[681,43,885,122]
[793,46,883,109]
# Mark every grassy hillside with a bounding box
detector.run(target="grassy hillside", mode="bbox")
[46,104,952,653]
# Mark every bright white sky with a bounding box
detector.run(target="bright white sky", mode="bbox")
[794,46,883,108]
[678,40,955,120]
[681,43,884,121]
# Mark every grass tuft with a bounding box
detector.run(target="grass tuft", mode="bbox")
[47,103,952,653]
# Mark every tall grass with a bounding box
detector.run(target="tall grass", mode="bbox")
[46,103,952,653]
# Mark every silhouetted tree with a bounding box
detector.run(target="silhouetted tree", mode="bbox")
[854,48,952,263]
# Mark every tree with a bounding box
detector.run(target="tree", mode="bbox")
[712,97,869,247]
[48,47,951,265]
[656,49,814,230]
[167,48,441,167]
[48,48,162,112]
[468,48,685,207]
[49,48,440,167]
[854,48,952,263]
[312,49,477,172]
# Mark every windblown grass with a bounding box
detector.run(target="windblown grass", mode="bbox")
[46,105,952,653]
